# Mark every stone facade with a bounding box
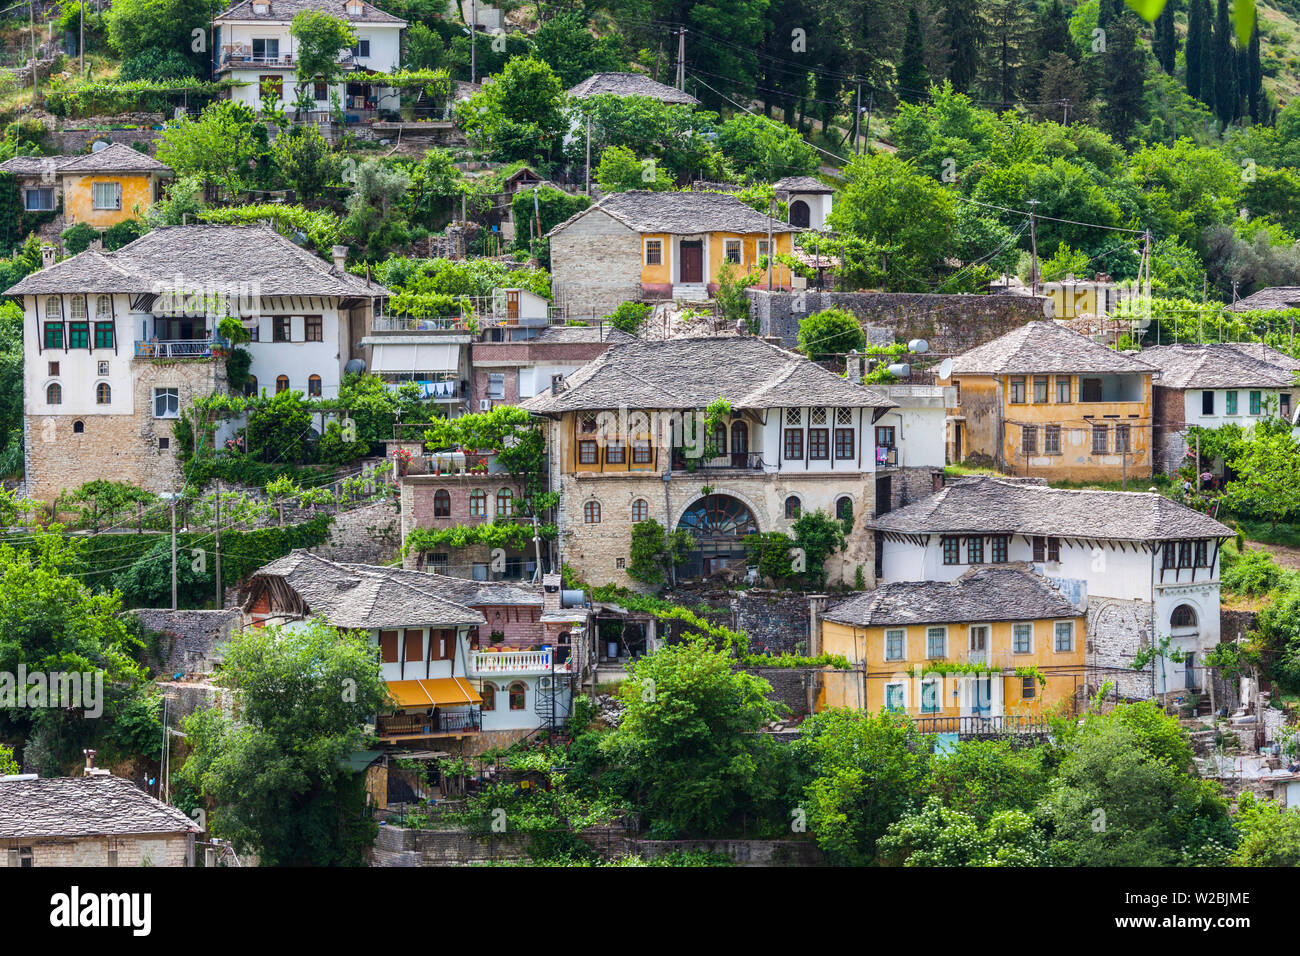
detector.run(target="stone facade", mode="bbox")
[1152,384,1190,475]
[25,357,225,504]
[747,289,1048,354]
[314,498,401,565]
[548,209,642,318]
[399,473,536,577]
[0,832,193,867]
[1086,596,1155,701]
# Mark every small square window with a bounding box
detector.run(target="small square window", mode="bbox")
[615,557,625,569]
[785,408,802,426]
[1021,677,1036,699]
[48,361,59,376]
[92,182,121,211]
[723,239,742,264]
[1054,621,1075,653]
[273,317,291,342]
[1012,623,1032,654]
[926,627,946,659]
[488,373,505,399]
[884,629,904,661]
[153,387,179,419]
[304,315,322,341]
[158,437,170,450]
[644,239,662,266]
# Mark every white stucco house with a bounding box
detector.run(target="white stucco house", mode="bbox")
[868,475,1233,700]
[213,0,405,118]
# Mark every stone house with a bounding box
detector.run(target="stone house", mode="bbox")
[772,175,833,230]
[566,72,701,106]
[214,0,405,118]
[0,774,198,867]
[1225,286,1300,312]
[241,551,589,748]
[522,334,915,590]
[1141,342,1300,474]
[547,191,799,317]
[939,320,1159,481]
[819,565,1087,727]
[0,143,172,236]
[7,224,387,502]
[471,323,633,411]
[867,475,1232,701]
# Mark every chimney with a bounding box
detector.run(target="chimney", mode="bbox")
[331,244,348,271]
[550,374,564,395]
[90,237,103,252]
[82,749,97,775]
[41,244,55,268]
[845,349,862,385]
[542,572,562,613]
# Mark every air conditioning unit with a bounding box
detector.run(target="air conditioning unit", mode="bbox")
[479,399,491,411]
[538,675,553,690]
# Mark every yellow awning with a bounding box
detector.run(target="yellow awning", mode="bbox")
[386,678,482,709]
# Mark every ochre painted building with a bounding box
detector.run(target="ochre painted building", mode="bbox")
[940,320,1158,481]
[819,566,1086,725]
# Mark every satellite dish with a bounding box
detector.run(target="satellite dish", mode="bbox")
[907,338,930,354]
[937,358,954,380]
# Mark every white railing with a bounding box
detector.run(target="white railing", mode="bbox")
[469,649,571,675]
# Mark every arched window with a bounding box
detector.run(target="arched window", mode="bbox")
[72,420,84,434]
[469,489,487,517]
[275,375,289,393]
[95,382,111,404]
[307,374,322,397]
[1171,604,1198,629]
[785,495,801,519]
[480,682,496,711]
[789,199,811,228]
[96,295,111,319]
[45,296,59,318]
[631,498,648,523]
[836,496,853,522]
[584,500,601,524]
[244,375,258,398]
[433,489,451,517]
[46,382,62,405]
[508,681,526,711]
[496,488,513,517]
[731,421,748,455]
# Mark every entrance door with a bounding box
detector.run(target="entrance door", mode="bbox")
[953,422,963,463]
[1185,652,1197,691]
[789,199,810,228]
[679,240,704,283]
[969,626,988,665]
[874,476,892,517]
[506,290,519,320]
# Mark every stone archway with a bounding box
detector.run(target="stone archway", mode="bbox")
[675,493,760,578]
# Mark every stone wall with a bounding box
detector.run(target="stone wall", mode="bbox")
[1152,385,1188,475]
[1086,597,1156,701]
[879,465,944,513]
[25,357,224,503]
[54,118,165,155]
[313,498,401,565]
[0,833,193,867]
[741,665,820,717]
[549,209,642,318]
[747,289,1048,353]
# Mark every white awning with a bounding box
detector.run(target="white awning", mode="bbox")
[370,342,460,373]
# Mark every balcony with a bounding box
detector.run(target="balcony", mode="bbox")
[373,314,468,332]
[671,450,765,472]
[874,446,898,466]
[468,649,572,676]
[911,715,1050,736]
[376,709,481,740]
[135,339,219,360]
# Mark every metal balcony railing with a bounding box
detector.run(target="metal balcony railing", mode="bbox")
[135,339,218,359]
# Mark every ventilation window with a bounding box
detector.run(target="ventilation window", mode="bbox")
[158,436,170,450]
[72,420,84,434]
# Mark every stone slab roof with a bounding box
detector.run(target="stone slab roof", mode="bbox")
[0,154,72,175]
[566,72,699,105]
[772,175,833,194]
[215,0,405,23]
[0,776,199,838]
[58,143,171,174]
[533,325,636,344]
[248,550,485,629]
[867,475,1231,541]
[6,224,385,297]
[1141,343,1299,390]
[823,566,1080,628]
[1226,287,1300,312]
[548,190,799,238]
[339,563,544,607]
[522,335,897,413]
[949,320,1159,376]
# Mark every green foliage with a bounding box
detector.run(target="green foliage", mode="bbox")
[595,145,671,192]
[601,637,779,837]
[200,203,340,258]
[743,531,796,583]
[456,57,567,166]
[797,308,866,364]
[1231,793,1300,866]
[271,125,339,199]
[927,739,1052,825]
[714,263,759,332]
[420,404,549,495]
[1252,587,1300,695]
[565,95,725,184]
[626,519,692,586]
[403,521,557,556]
[104,0,225,67]
[156,101,271,197]
[103,218,146,251]
[1223,426,1300,529]
[120,47,202,82]
[1221,545,1293,597]
[291,10,358,86]
[792,510,847,586]
[244,389,313,464]
[714,113,819,183]
[341,159,412,258]
[178,620,387,865]
[532,11,627,87]
[60,222,98,255]
[509,186,590,256]
[604,301,651,335]
[877,797,1049,866]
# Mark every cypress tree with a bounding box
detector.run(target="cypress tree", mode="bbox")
[1154,0,1178,75]
[1198,0,1214,106]
[898,6,930,103]
[1185,0,1205,100]
[943,0,982,93]
[1213,0,1238,128]
[1247,10,1263,123]
[1101,11,1147,141]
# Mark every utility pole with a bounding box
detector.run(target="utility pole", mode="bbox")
[853,80,862,155]
[80,0,84,78]
[767,197,774,291]
[1061,98,1069,125]
[470,0,477,85]
[1027,200,1040,297]
[676,27,686,92]
[584,112,592,195]
[170,495,178,611]
[531,513,543,582]
[864,92,874,155]
[214,480,222,608]
[1195,432,1201,494]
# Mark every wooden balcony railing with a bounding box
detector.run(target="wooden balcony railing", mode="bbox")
[377,709,481,737]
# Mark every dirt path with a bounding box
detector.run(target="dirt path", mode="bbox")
[1248,540,1300,570]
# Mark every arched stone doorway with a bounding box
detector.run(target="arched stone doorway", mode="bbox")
[675,493,760,578]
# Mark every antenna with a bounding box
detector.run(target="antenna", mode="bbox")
[937,358,954,381]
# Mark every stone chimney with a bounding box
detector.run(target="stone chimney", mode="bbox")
[845,349,862,385]
[806,594,828,656]
[542,572,562,614]
[331,244,348,271]
[40,244,55,268]
[550,373,564,395]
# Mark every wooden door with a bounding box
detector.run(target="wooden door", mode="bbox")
[679,241,703,283]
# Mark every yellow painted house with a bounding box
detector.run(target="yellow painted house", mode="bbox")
[0,143,172,234]
[819,566,1086,728]
[939,320,1158,481]
[547,190,799,317]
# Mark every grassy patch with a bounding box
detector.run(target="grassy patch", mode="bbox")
[1235,520,1300,549]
